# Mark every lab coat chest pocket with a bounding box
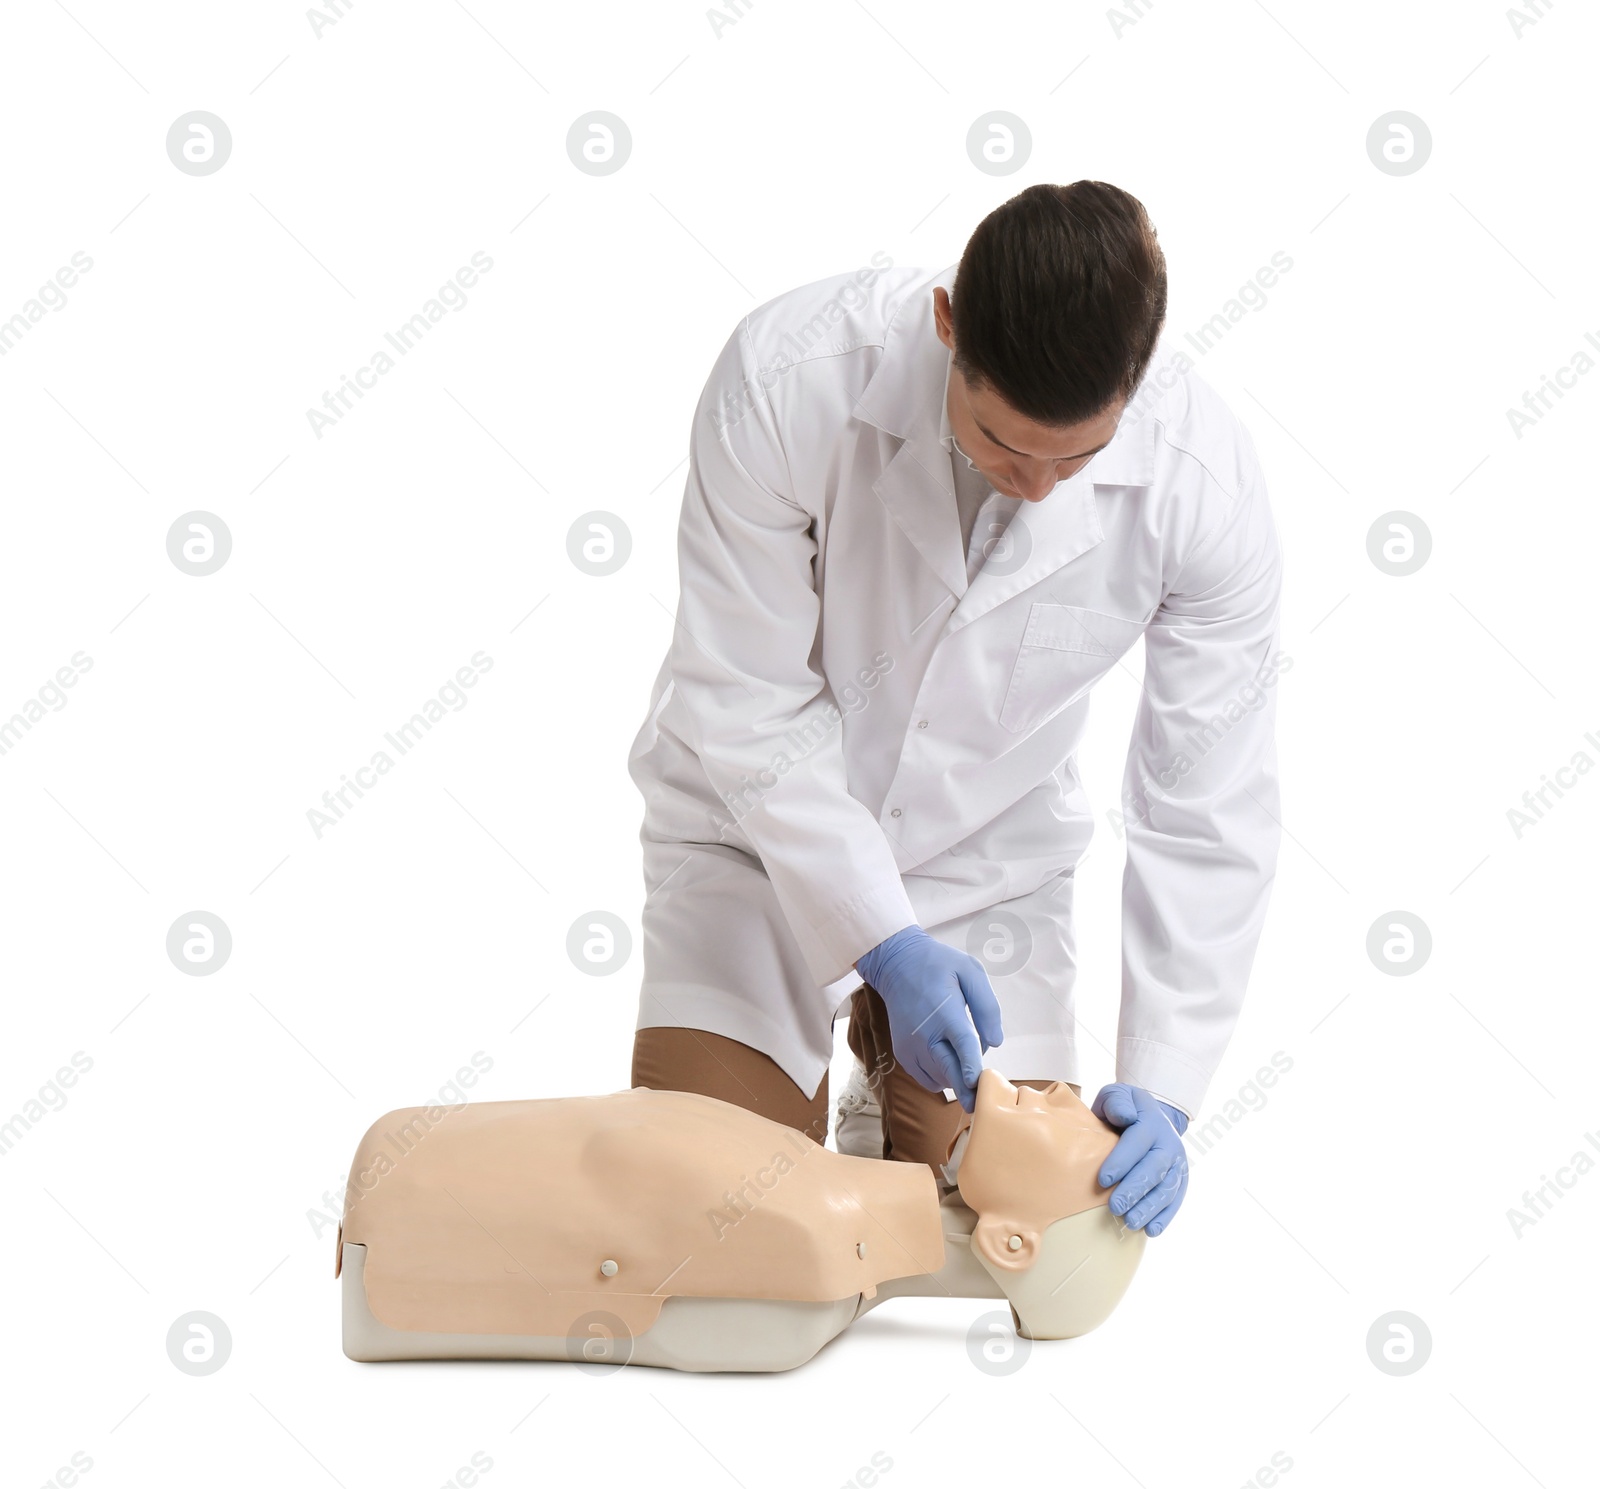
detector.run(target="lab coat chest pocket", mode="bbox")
[998,603,1149,735]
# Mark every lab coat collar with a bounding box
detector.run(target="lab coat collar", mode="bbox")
[855,264,1159,615]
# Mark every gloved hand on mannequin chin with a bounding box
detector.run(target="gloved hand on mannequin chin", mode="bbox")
[855,925,1003,1113]
[1091,1083,1190,1237]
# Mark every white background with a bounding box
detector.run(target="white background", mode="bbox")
[2,1,1595,1485]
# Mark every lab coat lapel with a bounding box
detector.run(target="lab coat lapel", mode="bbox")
[871,434,968,600]
[945,476,1104,634]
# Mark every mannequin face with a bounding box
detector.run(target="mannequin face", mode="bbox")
[957,1072,1145,1341]
[958,1071,1121,1271]
[932,286,1125,503]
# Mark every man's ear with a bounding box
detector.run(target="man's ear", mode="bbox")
[972,1215,1039,1271]
[932,285,954,348]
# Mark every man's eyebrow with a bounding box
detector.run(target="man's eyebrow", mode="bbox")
[973,417,1111,462]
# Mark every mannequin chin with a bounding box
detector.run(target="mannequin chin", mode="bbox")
[337,1069,1146,1372]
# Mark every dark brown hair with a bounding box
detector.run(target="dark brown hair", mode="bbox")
[950,181,1167,427]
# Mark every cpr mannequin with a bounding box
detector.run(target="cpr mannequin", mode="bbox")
[338,1070,1145,1372]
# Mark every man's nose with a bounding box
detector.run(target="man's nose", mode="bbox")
[1013,468,1059,501]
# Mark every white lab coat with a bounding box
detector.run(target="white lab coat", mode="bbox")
[628,262,1283,1116]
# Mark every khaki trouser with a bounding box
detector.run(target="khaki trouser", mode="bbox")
[631,984,1071,1176]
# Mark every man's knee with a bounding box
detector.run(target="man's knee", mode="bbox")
[631,1024,827,1144]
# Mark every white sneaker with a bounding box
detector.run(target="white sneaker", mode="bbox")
[833,1057,884,1159]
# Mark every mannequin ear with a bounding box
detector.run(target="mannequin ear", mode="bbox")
[972,1215,1040,1272]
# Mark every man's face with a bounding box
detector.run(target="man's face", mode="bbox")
[933,286,1125,503]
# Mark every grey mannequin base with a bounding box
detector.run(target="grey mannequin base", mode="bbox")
[342,1191,1136,1373]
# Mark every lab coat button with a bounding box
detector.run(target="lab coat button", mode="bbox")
[890,808,902,818]
[917,719,929,729]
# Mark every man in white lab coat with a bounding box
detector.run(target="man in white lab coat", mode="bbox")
[628,182,1283,1236]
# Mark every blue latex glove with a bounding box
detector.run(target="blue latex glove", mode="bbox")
[1091,1083,1190,1236]
[856,926,1003,1113]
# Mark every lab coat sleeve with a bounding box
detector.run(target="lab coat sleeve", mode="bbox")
[1115,443,1284,1118]
[663,317,917,985]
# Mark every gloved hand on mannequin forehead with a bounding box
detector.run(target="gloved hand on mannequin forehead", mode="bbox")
[855,926,1003,1114]
[1091,1083,1190,1237]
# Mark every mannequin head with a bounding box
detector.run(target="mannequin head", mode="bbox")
[955,1070,1145,1339]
